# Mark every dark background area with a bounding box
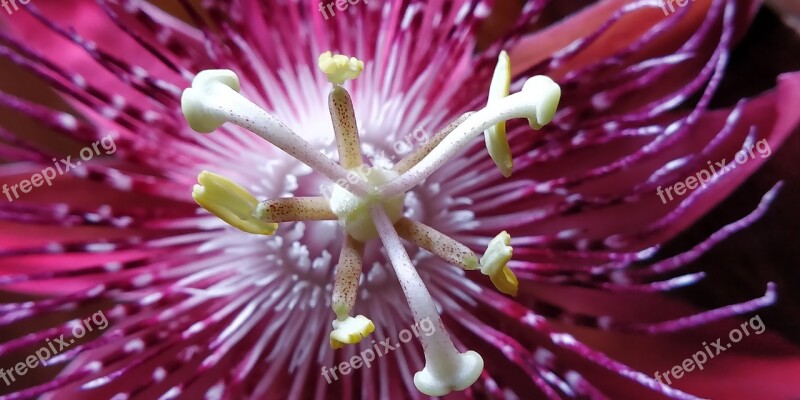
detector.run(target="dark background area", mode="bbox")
[669,7,800,346]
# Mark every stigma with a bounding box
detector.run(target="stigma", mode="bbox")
[180,51,561,395]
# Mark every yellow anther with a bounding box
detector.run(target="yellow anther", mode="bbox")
[330,315,375,349]
[484,51,514,178]
[318,51,364,85]
[479,231,518,296]
[192,171,277,235]
[489,264,518,297]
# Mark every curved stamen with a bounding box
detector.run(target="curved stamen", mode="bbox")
[255,197,336,223]
[378,75,561,198]
[371,205,483,396]
[181,70,371,197]
[484,51,514,178]
[394,217,479,270]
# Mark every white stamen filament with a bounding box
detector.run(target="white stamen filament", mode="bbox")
[370,206,483,396]
[181,70,372,197]
[378,75,561,198]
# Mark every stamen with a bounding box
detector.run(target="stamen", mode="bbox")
[330,315,375,349]
[328,86,363,169]
[394,218,479,270]
[480,231,518,296]
[393,112,474,174]
[370,205,483,396]
[181,69,371,197]
[255,197,336,223]
[330,236,375,349]
[191,171,277,235]
[318,51,364,85]
[484,51,513,178]
[377,75,561,198]
[332,235,365,320]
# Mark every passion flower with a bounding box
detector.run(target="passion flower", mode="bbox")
[0,1,799,399]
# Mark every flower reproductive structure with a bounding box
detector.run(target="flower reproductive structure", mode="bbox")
[181,50,561,396]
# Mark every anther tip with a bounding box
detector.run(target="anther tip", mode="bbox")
[480,231,517,296]
[192,170,277,235]
[318,51,364,85]
[330,315,375,349]
[491,265,519,296]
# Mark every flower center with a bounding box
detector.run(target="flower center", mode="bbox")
[180,50,561,396]
[327,167,406,242]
